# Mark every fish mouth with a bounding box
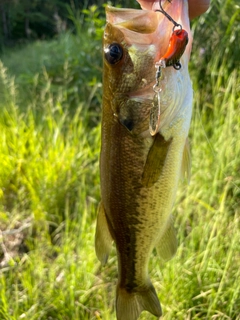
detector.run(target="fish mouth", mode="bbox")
[106,6,161,34]
[105,1,172,31]
[105,4,173,55]
[106,2,193,58]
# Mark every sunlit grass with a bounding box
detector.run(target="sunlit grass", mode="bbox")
[0,0,239,318]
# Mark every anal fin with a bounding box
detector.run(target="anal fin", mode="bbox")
[156,216,178,262]
[95,201,113,265]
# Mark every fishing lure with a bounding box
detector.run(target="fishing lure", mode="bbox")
[156,0,189,70]
[158,28,188,70]
[149,0,189,136]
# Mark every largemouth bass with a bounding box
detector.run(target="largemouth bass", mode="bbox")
[95,1,192,319]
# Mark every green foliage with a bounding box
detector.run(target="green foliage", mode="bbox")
[0,0,240,319]
[190,0,240,96]
[1,32,102,120]
[0,0,139,49]
[0,60,100,227]
[0,0,68,47]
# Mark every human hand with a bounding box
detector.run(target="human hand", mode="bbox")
[136,0,210,20]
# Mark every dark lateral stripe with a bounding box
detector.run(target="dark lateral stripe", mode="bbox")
[142,133,172,187]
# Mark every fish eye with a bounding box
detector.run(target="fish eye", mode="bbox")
[105,43,123,65]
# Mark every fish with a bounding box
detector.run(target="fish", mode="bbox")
[95,0,193,319]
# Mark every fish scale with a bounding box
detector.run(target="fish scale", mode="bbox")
[95,1,193,319]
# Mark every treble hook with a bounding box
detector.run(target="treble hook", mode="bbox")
[155,0,182,31]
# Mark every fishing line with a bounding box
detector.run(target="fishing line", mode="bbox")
[155,0,182,32]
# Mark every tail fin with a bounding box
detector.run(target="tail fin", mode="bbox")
[116,282,162,320]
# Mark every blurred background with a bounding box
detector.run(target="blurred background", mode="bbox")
[0,0,239,319]
[0,0,138,49]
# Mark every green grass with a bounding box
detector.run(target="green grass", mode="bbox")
[0,31,103,116]
[0,0,239,319]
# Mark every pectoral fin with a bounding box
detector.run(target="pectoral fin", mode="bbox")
[142,133,172,187]
[95,201,113,265]
[156,216,177,261]
[181,137,191,183]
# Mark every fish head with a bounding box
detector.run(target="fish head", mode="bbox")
[103,1,193,134]
[103,8,160,97]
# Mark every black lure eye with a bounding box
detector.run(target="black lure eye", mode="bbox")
[105,43,123,65]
